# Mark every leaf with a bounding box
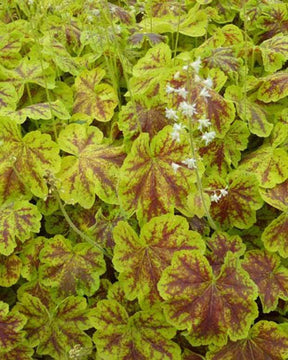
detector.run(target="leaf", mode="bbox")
[259,179,288,211]
[262,213,288,258]
[0,119,61,202]
[113,214,205,307]
[39,235,106,297]
[0,200,41,256]
[73,68,118,122]
[207,321,288,360]
[242,250,288,312]
[92,300,181,360]
[0,83,18,113]
[0,32,22,68]
[239,145,288,188]
[202,47,241,75]
[158,251,258,346]
[182,349,205,360]
[118,125,202,224]
[0,254,22,287]
[57,123,125,207]
[257,72,288,103]
[260,34,288,72]
[0,301,27,353]
[15,294,92,360]
[0,342,34,360]
[205,171,263,229]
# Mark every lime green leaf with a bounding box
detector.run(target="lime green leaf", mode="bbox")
[17,279,52,309]
[57,123,125,207]
[118,125,201,224]
[262,213,288,258]
[1,342,34,360]
[0,83,18,113]
[203,47,241,75]
[205,171,263,229]
[113,214,205,306]
[0,31,22,68]
[158,251,258,346]
[0,254,22,287]
[260,179,288,211]
[15,294,92,359]
[0,200,41,256]
[0,119,60,202]
[260,34,288,72]
[257,72,288,103]
[20,237,47,281]
[242,250,288,312]
[73,68,118,122]
[207,321,288,360]
[92,300,181,360]
[39,235,106,297]
[0,301,27,353]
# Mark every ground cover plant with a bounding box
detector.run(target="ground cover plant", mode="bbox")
[1,0,288,359]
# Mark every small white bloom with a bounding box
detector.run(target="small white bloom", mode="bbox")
[92,9,100,16]
[171,123,184,142]
[173,123,184,132]
[165,108,178,121]
[220,187,228,197]
[182,158,197,169]
[200,87,211,98]
[166,84,175,94]
[171,162,181,173]
[203,76,213,88]
[194,74,201,82]
[28,0,34,5]
[179,101,197,117]
[87,15,93,22]
[174,71,180,80]
[190,57,202,74]
[175,87,188,99]
[201,131,216,145]
[182,65,189,71]
[210,192,221,203]
[198,118,211,131]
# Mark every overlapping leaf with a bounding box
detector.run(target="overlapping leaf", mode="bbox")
[0,342,34,360]
[0,83,18,113]
[202,47,241,75]
[113,214,205,306]
[207,321,288,360]
[57,123,125,207]
[260,34,288,72]
[92,299,181,360]
[0,254,22,287]
[39,235,106,297]
[0,200,41,256]
[260,179,288,211]
[262,213,288,258]
[73,67,118,122]
[242,250,288,312]
[118,125,202,224]
[0,31,22,68]
[257,72,288,103]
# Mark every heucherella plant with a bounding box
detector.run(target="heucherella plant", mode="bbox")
[1,0,288,359]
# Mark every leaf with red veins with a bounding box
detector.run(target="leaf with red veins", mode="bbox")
[205,171,263,229]
[113,214,205,307]
[182,349,205,360]
[39,235,106,297]
[206,232,245,275]
[58,123,125,207]
[260,179,288,211]
[0,342,34,360]
[257,71,288,103]
[262,213,288,258]
[260,34,288,72]
[20,237,46,281]
[158,251,258,346]
[118,125,202,225]
[17,279,52,309]
[202,47,241,75]
[207,321,288,360]
[0,254,22,287]
[242,250,288,312]
[0,200,41,256]
[0,301,27,353]
[15,294,92,360]
[91,300,181,360]
[0,83,18,112]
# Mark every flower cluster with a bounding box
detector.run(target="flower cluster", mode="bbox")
[171,157,197,174]
[210,186,229,203]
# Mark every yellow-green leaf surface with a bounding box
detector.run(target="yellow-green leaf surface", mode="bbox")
[113,214,205,307]
[73,68,118,122]
[0,200,41,256]
[158,251,258,346]
[257,72,288,102]
[260,34,288,73]
[0,119,60,202]
[39,235,106,297]
[0,254,22,287]
[262,213,288,258]
[118,125,202,224]
[92,300,181,360]
[57,123,125,207]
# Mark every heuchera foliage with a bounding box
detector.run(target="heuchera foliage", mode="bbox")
[1,0,288,359]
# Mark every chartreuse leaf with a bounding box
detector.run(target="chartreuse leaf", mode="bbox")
[257,72,288,103]
[57,123,124,207]
[0,83,18,113]
[262,213,288,258]
[1,342,34,360]
[39,235,106,297]
[0,31,22,68]
[118,125,202,224]
[113,214,205,307]
[205,171,263,229]
[260,34,288,73]
[15,294,92,360]
[0,118,60,202]
[20,237,46,281]
[0,200,41,256]
[92,299,181,360]
[202,47,241,75]
[207,321,288,360]
[73,67,118,122]
[0,254,22,287]
[242,250,288,313]
[0,301,27,354]
[260,179,288,211]
[239,145,288,188]
[158,251,258,346]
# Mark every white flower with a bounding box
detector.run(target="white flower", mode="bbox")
[91,9,100,16]
[190,57,202,74]
[182,64,189,71]
[179,101,197,117]
[194,74,201,82]
[28,0,34,5]
[171,162,181,173]
[175,87,188,99]
[165,108,178,121]
[210,192,221,203]
[220,187,228,197]
[201,131,216,145]
[171,123,184,142]
[173,123,184,132]
[174,71,180,80]
[87,15,93,22]
[182,158,197,169]
[200,87,211,98]
[198,118,211,131]
[166,84,175,94]
[203,76,213,88]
